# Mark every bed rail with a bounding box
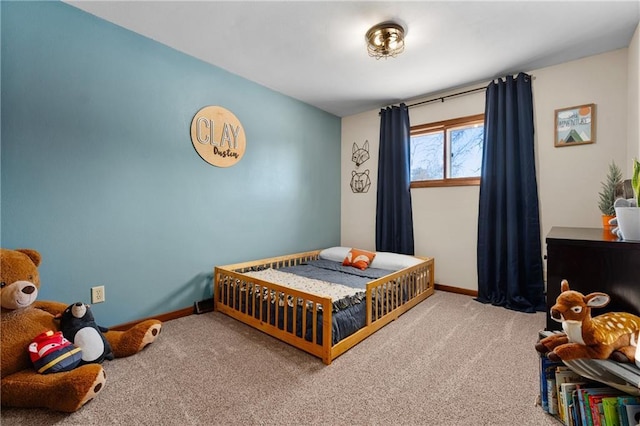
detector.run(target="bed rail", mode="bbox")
[214,251,435,365]
[216,250,322,273]
[214,250,334,363]
[330,257,434,360]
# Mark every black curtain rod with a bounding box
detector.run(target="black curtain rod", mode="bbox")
[381,73,533,113]
[379,85,486,114]
[406,86,486,109]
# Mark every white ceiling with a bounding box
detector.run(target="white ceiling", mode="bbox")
[65,1,640,117]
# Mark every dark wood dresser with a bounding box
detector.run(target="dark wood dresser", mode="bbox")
[545,226,640,331]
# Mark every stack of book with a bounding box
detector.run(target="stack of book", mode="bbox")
[540,355,640,426]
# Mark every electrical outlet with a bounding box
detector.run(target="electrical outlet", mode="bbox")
[91,285,105,304]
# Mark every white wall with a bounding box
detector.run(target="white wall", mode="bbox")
[341,48,632,291]
[535,49,628,241]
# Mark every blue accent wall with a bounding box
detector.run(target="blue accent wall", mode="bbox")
[1,1,341,325]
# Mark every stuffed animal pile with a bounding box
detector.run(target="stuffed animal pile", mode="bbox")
[536,279,640,367]
[1,248,163,412]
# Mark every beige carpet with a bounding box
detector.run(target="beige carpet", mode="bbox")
[1,291,559,425]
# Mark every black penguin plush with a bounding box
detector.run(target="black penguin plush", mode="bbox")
[59,302,114,364]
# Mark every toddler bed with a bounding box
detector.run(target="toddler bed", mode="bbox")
[214,247,434,364]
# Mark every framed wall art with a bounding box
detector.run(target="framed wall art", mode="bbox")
[554,103,595,147]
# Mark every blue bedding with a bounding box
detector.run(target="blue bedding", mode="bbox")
[279,259,392,290]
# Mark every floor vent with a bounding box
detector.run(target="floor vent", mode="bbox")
[194,298,214,314]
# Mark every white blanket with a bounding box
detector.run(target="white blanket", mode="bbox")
[244,268,359,302]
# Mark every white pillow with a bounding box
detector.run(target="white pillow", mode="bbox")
[319,246,351,262]
[320,247,422,271]
[370,252,422,271]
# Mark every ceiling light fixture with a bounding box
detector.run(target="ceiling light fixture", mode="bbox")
[365,22,405,59]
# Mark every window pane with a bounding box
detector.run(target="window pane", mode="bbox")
[449,125,483,178]
[410,132,444,180]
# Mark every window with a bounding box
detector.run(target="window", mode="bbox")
[410,113,484,188]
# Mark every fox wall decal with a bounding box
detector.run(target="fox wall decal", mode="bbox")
[351,140,370,167]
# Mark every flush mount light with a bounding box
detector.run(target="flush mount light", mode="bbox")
[365,22,405,59]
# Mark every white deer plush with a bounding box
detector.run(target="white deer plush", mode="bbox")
[536,280,640,367]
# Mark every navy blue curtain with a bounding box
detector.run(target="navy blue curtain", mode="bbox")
[376,103,414,255]
[476,73,545,313]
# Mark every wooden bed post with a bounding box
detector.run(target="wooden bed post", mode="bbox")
[322,303,332,365]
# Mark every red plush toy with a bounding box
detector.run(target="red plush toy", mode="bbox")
[536,279,640,367]
[29,330,83,374]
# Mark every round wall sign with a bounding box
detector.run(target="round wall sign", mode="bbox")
[190,106,246,167]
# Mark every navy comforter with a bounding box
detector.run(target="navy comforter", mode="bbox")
[279,259,393,289]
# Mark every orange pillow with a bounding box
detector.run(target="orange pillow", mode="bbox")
[342,248,376,270]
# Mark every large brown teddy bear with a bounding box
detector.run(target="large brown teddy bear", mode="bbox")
[1,248,162,412]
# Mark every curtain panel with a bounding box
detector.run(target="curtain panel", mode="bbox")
[476,73,546,313]
[376,103,414,255]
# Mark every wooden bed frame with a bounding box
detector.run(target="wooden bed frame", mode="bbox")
[214,250,435,365]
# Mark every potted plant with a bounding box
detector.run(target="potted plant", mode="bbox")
[614,158,640,240]
[598,161,622,228]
